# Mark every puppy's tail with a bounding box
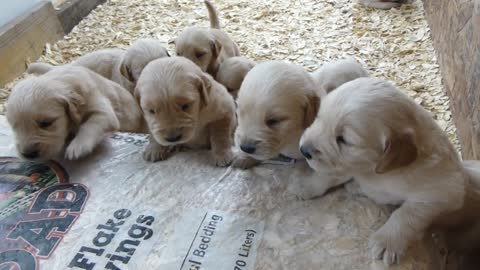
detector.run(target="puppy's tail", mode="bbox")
[462,160,480,189]
[204,0,221,29]
[27,62,54,75]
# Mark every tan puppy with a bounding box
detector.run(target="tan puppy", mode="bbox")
[356,0,408,9]
[232,61,322,169]
[175,1,240,77]
[27,39,170,93]
[299,77,475,265]
[312,58,369,93]
[216,56,256,98]
[6,66,146,161]
[135,56,236,167]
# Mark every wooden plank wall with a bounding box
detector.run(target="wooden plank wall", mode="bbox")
[0,1,64,87]
[422,0,480,159]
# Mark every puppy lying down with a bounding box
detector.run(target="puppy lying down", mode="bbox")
[27,38,170,93]
[312,58,369,93]
[175,0,240,77]
[299,77,480,265]
[135,56,236,167]
[232,61,323,169]
[215,56,256,98]
[6,66,146,161]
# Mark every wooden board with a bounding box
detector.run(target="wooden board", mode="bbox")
[0,1,64,87]
[57,0,107,34]
[423,0,480,159]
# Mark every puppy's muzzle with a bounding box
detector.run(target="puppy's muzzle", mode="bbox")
[20,145,40,160]
[300,143,318,160]
[240,144,256,154]
[164,127,186,143]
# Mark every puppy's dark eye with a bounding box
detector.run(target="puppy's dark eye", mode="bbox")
[195,51,206,58]
[266,118,282,127]
[38,119,54,129]
[336,135,346,145]
[181,103,191,111]
[148,109,155,114]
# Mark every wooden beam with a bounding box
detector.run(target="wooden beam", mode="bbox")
[57,0,107,34]
[422,0,480,159]
[0,1,64,87]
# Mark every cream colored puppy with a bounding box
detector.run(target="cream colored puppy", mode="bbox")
[233,61,322,169]
[312,58,369,93]
[27,39,170,93]
[356,0,408,9]
[216,56,256,98]
[135,56,236,167]
[6,66,146,161]
[299,77,470,265]
[175,1,240,77]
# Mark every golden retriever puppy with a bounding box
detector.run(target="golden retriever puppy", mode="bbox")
[216,56,256,98]
[175,0,240,77]
[232,61,323,169]
[299,77,473,265]
[312,58,369,93]
[135,56,236,167]
[27,39,170,93]
[356,0,408,9]
[6,66,146,161]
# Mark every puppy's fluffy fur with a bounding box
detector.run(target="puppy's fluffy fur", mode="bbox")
[6,66,146,161]
[312,58,369,93]
[300,77,480,265]
[175,1,240,76]
[27,39,170,93]
[215,56,256,98]
[356,0,409,9]
[233,61,323,169]
[135,56,236,167]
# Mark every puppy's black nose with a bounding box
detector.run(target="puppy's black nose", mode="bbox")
[165,134,182,143]
[300,145,312,159]
[22,150,39,159]
[240,144,256,154]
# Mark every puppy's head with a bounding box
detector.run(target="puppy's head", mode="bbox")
[175,28,221,73]
[216,56,256,97]
[6,74,85,161]
[235,61,319,160]
[300,77,419,175]
[135,57,211,146]
[120,39,170,84]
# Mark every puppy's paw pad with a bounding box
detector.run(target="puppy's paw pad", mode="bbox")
[65,138,95,160]
[232,155,259,169]
[213,151,233,167]
[369,230,406,266]
[143,144,171,162]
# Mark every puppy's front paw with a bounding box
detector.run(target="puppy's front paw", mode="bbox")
[143,143,172,162]
[232,154,259,169]
[65,136,96,160]
[369,228,408,266]
[213,150,233,167]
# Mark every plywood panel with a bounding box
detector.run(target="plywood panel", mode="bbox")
[0,1,64,87]
[423,0,480,159]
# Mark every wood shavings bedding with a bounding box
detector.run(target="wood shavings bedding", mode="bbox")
[0,0,459,150]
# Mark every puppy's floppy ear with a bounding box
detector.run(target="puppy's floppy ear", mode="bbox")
[58,90,85,126]
[210,38,222,58]
[303,94,320,128]
[120,62,135,82]
[375,130,418,174]
[192,73,212,109]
